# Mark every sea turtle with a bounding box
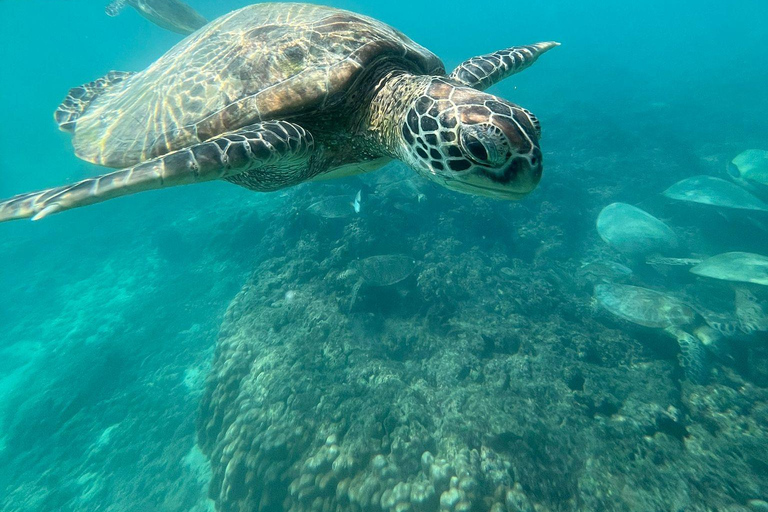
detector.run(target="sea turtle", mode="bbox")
[594,283,708,383]
[690,252,768,286]
[662,175,768,211]
[596,202,678,256]
[345,254,417,311]
[0,3,557,223]
[728,149,768,195]
[595,282,768,383]
[106,0,207,35]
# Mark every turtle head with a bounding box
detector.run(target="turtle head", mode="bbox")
[398,79,542,200]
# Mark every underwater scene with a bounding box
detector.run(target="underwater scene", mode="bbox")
[1,0,767,511]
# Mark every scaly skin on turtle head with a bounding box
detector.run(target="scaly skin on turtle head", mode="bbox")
[406,77,542,200]
[370,74,542,200]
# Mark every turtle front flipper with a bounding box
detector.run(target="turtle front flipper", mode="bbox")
[137,0,208,35]
[0,121,314,223]
[449,42,559,91]
[55,71,135,133]
[105,0,128,16]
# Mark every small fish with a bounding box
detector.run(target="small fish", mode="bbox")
[307,195,355,218]
[307,192,360,219]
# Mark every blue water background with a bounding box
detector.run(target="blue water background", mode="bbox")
[0,0,767,510]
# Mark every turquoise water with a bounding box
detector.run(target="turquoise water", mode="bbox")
[1,1,767,511]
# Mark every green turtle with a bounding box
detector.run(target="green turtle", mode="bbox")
[690,252,768,286]
[0,3,557,224]
[596,203,678,256]
[594,283,708,383]
[344,254,417,311]
[595,284,697,330]
[106,0,207,35]
[662,175,768,211]
[595,283,768,382]
[728,149,768,194]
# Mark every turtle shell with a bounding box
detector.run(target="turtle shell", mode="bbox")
[594,283,696,329]
[72,3,444,167]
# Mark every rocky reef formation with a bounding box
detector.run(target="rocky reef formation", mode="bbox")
[198,169,768,512]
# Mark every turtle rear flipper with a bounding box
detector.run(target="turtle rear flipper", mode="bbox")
[0,121,314,222]
[105,0,128,17]
[348,279,363,313]
[735,288,768,333]
[694,325,733,364]
[54,71,135,133]
[665,327,709,384]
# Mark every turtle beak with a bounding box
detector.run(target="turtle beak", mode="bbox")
[441,152,542,200]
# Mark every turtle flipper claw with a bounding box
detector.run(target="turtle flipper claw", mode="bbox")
[31,204,63,221]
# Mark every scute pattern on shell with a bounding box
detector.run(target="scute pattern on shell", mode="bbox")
[72,3,443,168]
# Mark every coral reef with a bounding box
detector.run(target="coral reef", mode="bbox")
[2,3,768,512]
[3,100,767,512]
[198,171,768,512]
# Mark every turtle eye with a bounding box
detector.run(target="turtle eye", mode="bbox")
[464,135,489,162]
[460,125,507,167]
